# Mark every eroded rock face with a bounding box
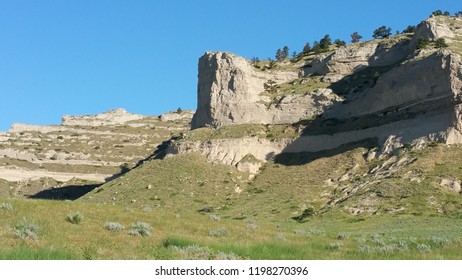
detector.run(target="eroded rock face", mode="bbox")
[303,37,412,82]
[166,137,291,166]
[180,16,462,168]
[191,52,340,128]
[283,50,462,156]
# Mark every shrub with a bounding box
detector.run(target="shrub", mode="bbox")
[428,236,451,247]
[209,215,220,221]
[215,251,240,260]
[245,219,257,232]
[173,244,212,260]
[14,218,40,241]
[334,39,346,47]
[416,37,430,50]
[104,222,125,232]
[337,232,348,240]
[0,202,13,211]
[328,242,342,250]
[66,213,83,224]
[435,38,448,48]
[128,222,151,237]
[208,227,228,237]
[416,243,431,253]
[275,233,287,241]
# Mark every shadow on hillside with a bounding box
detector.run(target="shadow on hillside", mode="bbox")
[133,136,181,167]
[274,138,378,166]
[28,183,101,200]
[26,136,183,201]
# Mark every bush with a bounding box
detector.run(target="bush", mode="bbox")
[416,243,431,253]
[14,218,40,241]
[104,222,125,232]
[208,227,228,237]
[0,202,13,211]
[334,39,346,47]
[416,37,430,50]
[66,213,83,224]
[209,215,220,221]
[435,38,448,48]
[337,232,348,240]
[128,222,152,237]
[328,242,342,250]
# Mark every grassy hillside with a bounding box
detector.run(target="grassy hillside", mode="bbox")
[3,142,455,259]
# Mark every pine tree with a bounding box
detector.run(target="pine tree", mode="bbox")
[402,25,416,34]
[350,32,362,43]
[302,42,311,54]
[282,46,289,59]
[334,39,346,47]
[372,26,392,39]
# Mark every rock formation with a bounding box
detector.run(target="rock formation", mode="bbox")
[184,15,462,168]
[160,110,195,122]
[191,52,340,128]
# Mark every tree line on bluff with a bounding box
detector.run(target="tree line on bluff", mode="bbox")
[251,9,461,66]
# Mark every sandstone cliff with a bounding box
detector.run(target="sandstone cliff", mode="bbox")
[191,52,341,128]
[176,15,462,171]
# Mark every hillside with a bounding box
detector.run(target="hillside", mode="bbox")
[0,109,193,198]
[1,15,462,260]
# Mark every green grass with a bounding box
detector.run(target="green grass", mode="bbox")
[2,142,462,259]
[259,76,331,106]
[0,247,77,260]
[182,124,300,141]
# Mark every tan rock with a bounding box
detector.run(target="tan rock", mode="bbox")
[191,52,337,128]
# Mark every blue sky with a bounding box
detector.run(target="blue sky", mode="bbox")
[0,0,460,131]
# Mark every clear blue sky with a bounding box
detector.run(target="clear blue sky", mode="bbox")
[0,0,460,131]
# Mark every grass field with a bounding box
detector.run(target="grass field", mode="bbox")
[1,198,461,259]
[1,142,462,260]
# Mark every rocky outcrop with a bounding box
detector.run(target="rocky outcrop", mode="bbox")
[412,16,460,44]
[282,49,462,157]
[160,110,195,122]
[187,16,462,165]
[303,36,412,82]
[166,137,291,166]
[191,52,341,128]
[62,108,145,126]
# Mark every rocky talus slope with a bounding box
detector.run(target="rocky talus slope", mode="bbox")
[0,109,192,198]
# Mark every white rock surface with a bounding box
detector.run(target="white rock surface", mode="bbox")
[166,137,292,166]
[440,178,462,193]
